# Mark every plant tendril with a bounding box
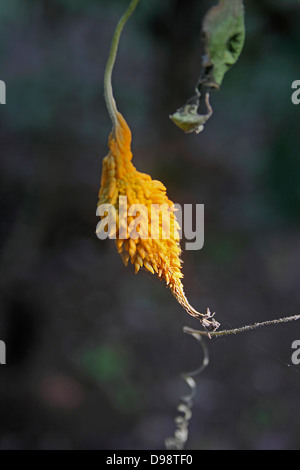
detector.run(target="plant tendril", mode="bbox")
[165,331,209,450]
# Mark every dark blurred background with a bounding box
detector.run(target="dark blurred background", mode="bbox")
[0,0,300,450]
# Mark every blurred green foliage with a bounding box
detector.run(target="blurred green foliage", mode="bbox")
[81,345,129,382]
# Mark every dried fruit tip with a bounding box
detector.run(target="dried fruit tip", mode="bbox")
[200,308,220,332]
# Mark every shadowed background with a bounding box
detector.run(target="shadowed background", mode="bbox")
[0,0,300,450]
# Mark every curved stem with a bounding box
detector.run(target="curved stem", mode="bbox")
[104,0,140,128]
[183,314,300,338]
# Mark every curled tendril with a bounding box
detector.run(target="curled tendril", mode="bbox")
[165,330,209,450]
[165,313,300,449]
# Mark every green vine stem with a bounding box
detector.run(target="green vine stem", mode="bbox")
[183,314,300,338]
[104,0,140,129]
